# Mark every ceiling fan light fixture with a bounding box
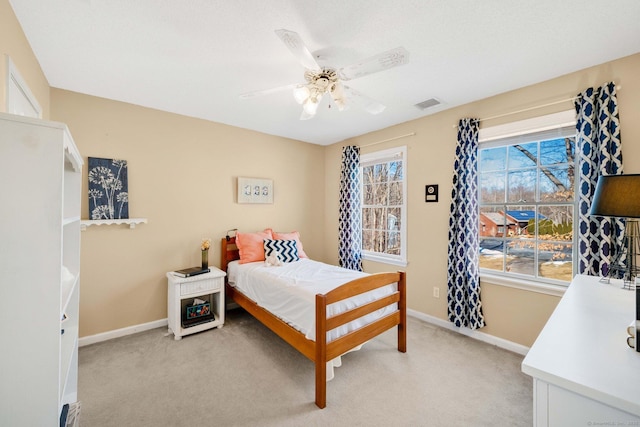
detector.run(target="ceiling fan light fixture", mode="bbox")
[293,85,310,104]
[303,96,320,115]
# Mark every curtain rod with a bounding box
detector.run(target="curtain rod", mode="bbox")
[358,132,415,148]
[454,84,622,127]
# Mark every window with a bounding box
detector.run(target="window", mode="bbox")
[6,56,42,118]
[478,112,576,284]
[360,146,407,266]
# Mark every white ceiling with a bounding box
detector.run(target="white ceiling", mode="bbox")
[9,0,640,145]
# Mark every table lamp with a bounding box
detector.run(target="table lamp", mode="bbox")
[590,174,640,290]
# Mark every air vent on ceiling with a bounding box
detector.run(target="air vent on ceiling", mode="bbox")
[414,98,442,110]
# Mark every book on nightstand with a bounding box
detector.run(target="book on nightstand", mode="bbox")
[173,267,210,278]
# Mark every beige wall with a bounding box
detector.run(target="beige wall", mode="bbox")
[6,0,640,346]
[324,53,640,347]
[50,90,325,337]
[0,0,50,118]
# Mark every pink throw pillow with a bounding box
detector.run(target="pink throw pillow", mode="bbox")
[236,229,273,264]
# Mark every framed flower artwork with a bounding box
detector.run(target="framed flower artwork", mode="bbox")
[88,157,129,219]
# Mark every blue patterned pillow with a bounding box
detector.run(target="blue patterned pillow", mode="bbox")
[263,239,299,263]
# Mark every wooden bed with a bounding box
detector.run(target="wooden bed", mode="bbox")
[220,237,406,408]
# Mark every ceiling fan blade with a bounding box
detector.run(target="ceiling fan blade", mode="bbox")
[330,82,347,111]
[239,83,297,100]
[342,85,386,115]
[338,47,409,81]
[274,29,321,71]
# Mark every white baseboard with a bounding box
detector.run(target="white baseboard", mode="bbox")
[79,318,168,347]
[407,309,530,356]
[79,311,529,356]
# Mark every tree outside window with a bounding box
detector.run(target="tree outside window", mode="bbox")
[360,147,407,266]
[479,133,576,283]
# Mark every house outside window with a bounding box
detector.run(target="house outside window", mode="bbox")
[360,146,407,266]
[478,112,577,284]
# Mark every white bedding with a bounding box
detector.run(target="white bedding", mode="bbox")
[227,258,398,342]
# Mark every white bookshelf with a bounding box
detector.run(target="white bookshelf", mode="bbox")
[0,112,83,425]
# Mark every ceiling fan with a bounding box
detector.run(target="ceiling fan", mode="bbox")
[240,29,410,120]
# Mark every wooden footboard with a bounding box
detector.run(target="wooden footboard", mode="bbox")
[221,237,406,409]
[315,271,406,408]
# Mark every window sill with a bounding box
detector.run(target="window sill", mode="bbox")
[362,253,407,268]
[479,272,567,297]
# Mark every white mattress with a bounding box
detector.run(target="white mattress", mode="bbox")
[227,258,397,342]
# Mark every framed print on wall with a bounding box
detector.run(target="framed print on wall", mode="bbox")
[237,177,273,204]
[88,157,129,219]
[425,184,439,202]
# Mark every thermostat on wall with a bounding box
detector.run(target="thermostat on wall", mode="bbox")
[425,184,438,202]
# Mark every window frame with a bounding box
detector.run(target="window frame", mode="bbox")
[360,146,408,267]
[478,111,577,287]
[5,56,42,118]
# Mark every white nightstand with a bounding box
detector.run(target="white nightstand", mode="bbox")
[166,268,226,340]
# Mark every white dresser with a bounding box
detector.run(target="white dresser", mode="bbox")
[522,274,640,426]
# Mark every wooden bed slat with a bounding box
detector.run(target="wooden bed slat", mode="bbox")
[326,292,400,331]
[324,272,402,304]
[326,311,401,361]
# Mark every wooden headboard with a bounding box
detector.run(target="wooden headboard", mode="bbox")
[220,236,239,272]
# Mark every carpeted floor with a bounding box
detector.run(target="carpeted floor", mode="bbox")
[78,309,532,426]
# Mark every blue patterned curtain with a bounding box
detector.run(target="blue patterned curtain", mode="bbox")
[447,118,485,329]
[338,145,363,271]
[576,82,624,277]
